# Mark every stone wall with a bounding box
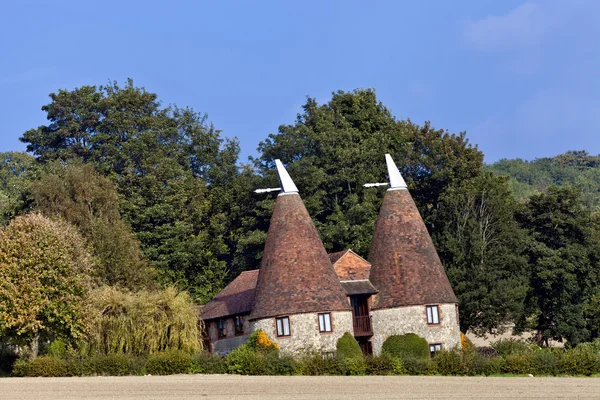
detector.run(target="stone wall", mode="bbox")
[370,303,461,355]
[251,311,354,354]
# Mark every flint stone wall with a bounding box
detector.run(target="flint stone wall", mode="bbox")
[371,303,461,355]
[251,311,354,354]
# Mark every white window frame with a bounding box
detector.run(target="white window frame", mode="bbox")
[276,316,291,337]
[318,313,332,333]
[429,343,442,357]
[426,305,440,324]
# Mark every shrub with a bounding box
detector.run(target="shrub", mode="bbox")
[146,350,194,375]
[492,339,532,357]
[13,356,69,377]
[247,330,279,353]
[381,334,429,360]
[336,333,363,360]
[338,356,367,376]
[560,345,600,376]
[195,352,227,374]
[476,346,498,358]
[501,353,535,375]
[460,333,473,352]
[533,349,561,376]
[365,355,395,375]
[46,339,68,358]
[264,352,298,376]
[466,352,504,376]
[225,345,266,375]
[85,353,143,376]
[297,353,342,376]
[402,356,436,375]
[433,349,466,375]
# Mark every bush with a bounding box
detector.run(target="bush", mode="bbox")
[195,352,227,374]
[476,346,498,358]
[533,349,561,376]
[402,356,436,375]
[433,349,466,375]
[264,352,298,376]
[365,355,395,375]
[338,356,367,376]
[465,352,504,376]
[560,345,600,376]
[146,350,194,375]
[336,333,363,360]
[46,339,68,358]
[13,356,69,377]
[85,353,143,376]
[247,330,279,353]
[381,334,429,360]
[492,339,532,357]
[501,353,535,375]
[225,345,266,375]
[297,353,342,376]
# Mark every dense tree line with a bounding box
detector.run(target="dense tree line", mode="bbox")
[2,82,600,351]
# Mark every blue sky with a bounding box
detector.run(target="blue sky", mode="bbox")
[1,0,599,163]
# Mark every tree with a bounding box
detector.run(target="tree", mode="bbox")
[30,162,154,290]
[21,80,244,302]
[0,214,94,358]
[433,172,528,335]
[0,152,37,225]
[254,89,484,260]
[516,186,600,345]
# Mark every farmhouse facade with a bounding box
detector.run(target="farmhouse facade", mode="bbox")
[201,155,461,355]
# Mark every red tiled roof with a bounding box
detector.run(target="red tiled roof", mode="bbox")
[328,250,348,265]
[331,249,371,281]
[369,189,458,309]
[250,193,351,320]
[201,270,259,321]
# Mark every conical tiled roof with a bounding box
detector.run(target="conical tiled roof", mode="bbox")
[368,155,457,309]
[250,161,351,320]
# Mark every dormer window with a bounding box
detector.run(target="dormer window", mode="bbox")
[426,305,440,325]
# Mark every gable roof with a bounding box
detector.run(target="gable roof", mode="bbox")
[250,192,351,320]
[369,186,458,309]
[201,270,259,321]
[330,249,372,281]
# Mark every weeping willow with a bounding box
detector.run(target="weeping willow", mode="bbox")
[84,286,202,355]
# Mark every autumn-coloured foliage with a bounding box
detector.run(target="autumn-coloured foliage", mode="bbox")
[0,213,94,356]
[247,330,279,352]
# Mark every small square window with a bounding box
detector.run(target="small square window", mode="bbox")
[429,343,442,357]
[318,313,332,332]
[217,319,226,338]
[276,316,290,337]
[235,316,244,335]
[426,305,440,324]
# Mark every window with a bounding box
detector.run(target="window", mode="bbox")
[235,316,244,335]
[217,319,226,338]
[429,343,442,357]
[276,316,291,337]
[426,305,440,324]
[318,313,332,332]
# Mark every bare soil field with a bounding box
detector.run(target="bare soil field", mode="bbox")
[2,374,600,399]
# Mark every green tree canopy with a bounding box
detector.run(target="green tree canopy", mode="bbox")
[30,162,154,289]
[433,172,528,334]
[516,186,600,345]
[20,80,246,302]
